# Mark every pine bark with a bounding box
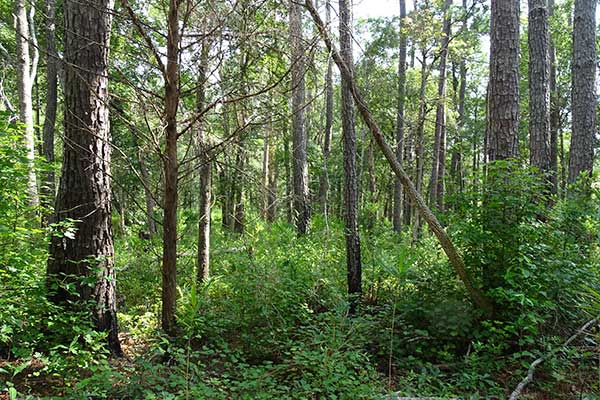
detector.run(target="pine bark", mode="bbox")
[392,0,407,233]
[47,0,121,355]
[161,0,181,335]
[41,0,57,217]
[290,0,311,234]
[528,0,551,173]
[487,0,520,161]
[339,0,362,305]
[568,0,596,183]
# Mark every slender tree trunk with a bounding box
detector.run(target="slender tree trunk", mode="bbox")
[429,0,451,210]
[548,0,559,194]
[318,0,333,217]
[488,0,520,161]
[15,0,39,207]
[450,0,467,197]
[161,0,181,336]
[528,0,551,174]
[42,0,57,218]
[262,123,271,219]
[266,128,278,222]
[197,41,211,284]
[568,0,596,184]
[339,0,362,306]
[392,0,407,233]
[305,0,493,315]
[138,146,156,235]
[47,0,121,355]
[290,0,311,234]
[413,49,428,241]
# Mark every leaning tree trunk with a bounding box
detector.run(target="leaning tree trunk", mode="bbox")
[488,0,520,161]
[339,0,362,307]
[41,0,58,219]
[47,0,121,355]
[568,0,596,184]
[15,0,39,207]
[290,0,311,235]
[392,0,407,233]
[528,0,551,175]
[305,0,494,316]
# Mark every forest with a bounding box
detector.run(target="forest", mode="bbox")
[0,0,599,398]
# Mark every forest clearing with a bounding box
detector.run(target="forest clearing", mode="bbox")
[1,0,599,398]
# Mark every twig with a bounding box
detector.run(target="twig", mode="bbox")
[508,316,599,400]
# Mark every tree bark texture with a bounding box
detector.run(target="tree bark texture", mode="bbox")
[161,0,181,336]
[15,0,39,207]
[487,0,520,161]
[47,0,121,355]
[548,0,559,194]
[568,0,596,183]
[528,0,552,173]
[339,0,362,302]
[42,0,58,217]
[197,41,211,284]
[290,0,311,235]
[392,0,407,233]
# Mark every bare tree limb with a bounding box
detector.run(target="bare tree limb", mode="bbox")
[508,316,599,400]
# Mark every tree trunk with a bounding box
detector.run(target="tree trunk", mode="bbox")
[487,0,520,161]
[568,0,596,184]
[339,0,362,306]
[305,0,493,316]
[392,0,407,233]
[47,0,121,355]
[15,0,39,207]
[528,0,551,174]
[197,41,211,284]
[548,0,559,194]
[428,0,451,211]
[161,0,181,336]
[318,0,333,217]
[41,0,57,219]
[290,0,311,235]
[412,48,428,242]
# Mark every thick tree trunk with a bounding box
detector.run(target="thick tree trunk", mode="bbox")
[305,0,493,315]
[428,0,451,211]
[41,0,58,218]
[161,0,181,336]
[15,0,39,207]
[568,0,596,183]
[339,0,362,306]
[487,0,520,161]
[290,0,311,235]
[528,0,551,174]
[392,0,407,233]
[47,0,121,355]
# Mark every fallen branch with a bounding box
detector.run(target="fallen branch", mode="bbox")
[303,0,493,316]
[508,316,599,400]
